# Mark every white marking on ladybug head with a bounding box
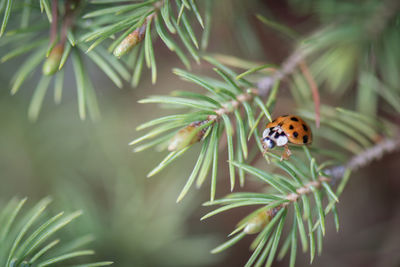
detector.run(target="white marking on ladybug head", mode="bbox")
[262,128,270,139]
[276,135,288,146]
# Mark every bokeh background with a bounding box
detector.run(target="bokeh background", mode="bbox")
[1,1,400,266]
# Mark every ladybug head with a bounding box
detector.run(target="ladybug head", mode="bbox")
[263,137,276,149]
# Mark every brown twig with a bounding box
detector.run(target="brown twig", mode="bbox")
[49,0,58,44]
[207,88,259,121]
[60,0,77,45]
[261,176,331,219]
[205,47,306,122]
[283,176,331,206]
[325,134,400,184]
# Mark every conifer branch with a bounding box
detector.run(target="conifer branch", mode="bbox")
[0,0,207,119]
[207,88,259,120]
[347,134,400,170]
[284,176,331,205]
[1,1,400,266]
[327,133,400,184]
[0,197,112,266]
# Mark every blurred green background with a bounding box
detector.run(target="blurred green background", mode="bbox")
[1,1,400,267]
[0,52,222,266]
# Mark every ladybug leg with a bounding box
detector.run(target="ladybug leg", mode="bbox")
[280,145,292,161]
[262,143,268,156]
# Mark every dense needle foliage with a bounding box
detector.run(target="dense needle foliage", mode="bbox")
[1,0,399,266]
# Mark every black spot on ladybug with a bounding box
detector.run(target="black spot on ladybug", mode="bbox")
[290,117,299,122]
[293,131,298,138]
[289,125,294,130]
[302,124,308,131]
[274,132,280,138]
[303,135,308,144]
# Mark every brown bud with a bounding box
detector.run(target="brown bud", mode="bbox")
[42,43,64,76]
[113,26,146,58]
[244,207,281,234]
[168,121,208,151]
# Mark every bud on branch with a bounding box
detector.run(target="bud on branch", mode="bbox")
[42,43,64,76]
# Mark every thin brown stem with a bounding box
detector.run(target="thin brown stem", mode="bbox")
[283,176,330,207]
[207,88,259,121]
[326,133,400,184]
[49,0,58,44]
[263,176,331,220]
[60,0,76,45]
[137,12,157,37]
[346,135,400,171]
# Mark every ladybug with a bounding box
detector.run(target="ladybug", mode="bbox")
[261,115,312,160]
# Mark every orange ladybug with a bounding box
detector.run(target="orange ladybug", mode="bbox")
[261,115,312,160]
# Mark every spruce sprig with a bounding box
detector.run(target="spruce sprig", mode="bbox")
[130,62,280,202]
[203,153,349,267]
[0,197,112,267]
[0,0,208,120]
